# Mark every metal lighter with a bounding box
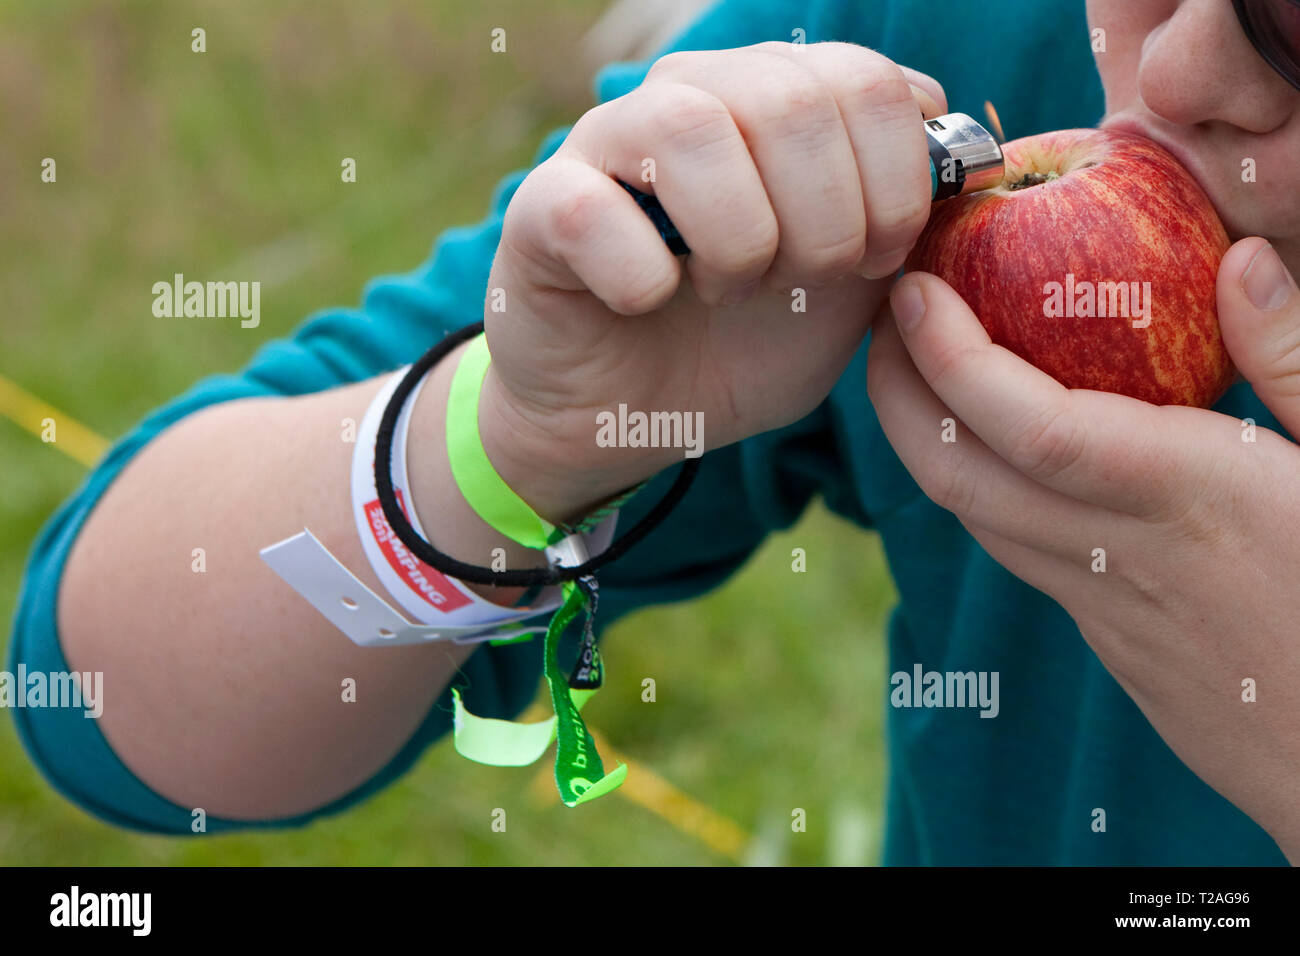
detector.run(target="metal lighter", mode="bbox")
[621,111,1005,256]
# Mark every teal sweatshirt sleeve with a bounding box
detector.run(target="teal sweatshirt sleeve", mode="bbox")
[7,0,866,834]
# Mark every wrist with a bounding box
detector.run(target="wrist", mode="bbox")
[403,341,535,604]
[477,365,665,526]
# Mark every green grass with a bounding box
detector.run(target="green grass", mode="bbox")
[0,0,896,865]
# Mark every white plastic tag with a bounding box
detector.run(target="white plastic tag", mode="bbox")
[259,528,550,646]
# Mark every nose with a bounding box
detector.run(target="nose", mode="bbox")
[1138,0,1293,132]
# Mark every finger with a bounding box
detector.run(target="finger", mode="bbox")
[1217,237,1300,436]
[887,271,1211,516]
[760,42,936,280]
[646,47,869,292]
[503,157,681,315]
[867,305,1121,554]
[897,65,948,118]
[756,44,948,118]
[562,82,780,306]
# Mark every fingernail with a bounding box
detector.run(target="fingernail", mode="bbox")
[1243,242,1296,311]
[891,279,926,330]
[909,84,930,117]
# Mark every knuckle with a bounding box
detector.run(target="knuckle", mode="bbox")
[1166,498,1228,549]
[751,72,837,138]
[750,39,802,56]
[566,98,616,141]
[839,57,917,117]
[500,164,559,249]
[1259,320,1300,383]
[648,85,735,156]
[925,343,979,392]
[810,40,865,57]
[1143,429,1235,535]
[645,50,697,80]
[607,263,675,315]
[547,183,608,246]
[1004,403,1086,480]
[1138,472,1225,552]
[708,216,780,277]
[793,231,868,281]
[866,191,931,252]
[928,456,980,517]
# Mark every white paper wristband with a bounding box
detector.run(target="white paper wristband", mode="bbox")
[260,364,618,648]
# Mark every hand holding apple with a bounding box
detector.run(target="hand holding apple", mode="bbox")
[905,127,1234,408]
[868,221,1300,861]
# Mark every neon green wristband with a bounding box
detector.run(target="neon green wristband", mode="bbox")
[447,332,649,547]
[446,334,559,551]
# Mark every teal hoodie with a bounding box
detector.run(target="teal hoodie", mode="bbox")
[7,0,1288,864]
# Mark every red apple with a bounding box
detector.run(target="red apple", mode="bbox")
[905,128,1234,408]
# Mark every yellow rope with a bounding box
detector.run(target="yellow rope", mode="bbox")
[0,374,109,467]
[522,702,752,862]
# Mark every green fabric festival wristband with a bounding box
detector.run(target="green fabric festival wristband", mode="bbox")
[442,331,627,806]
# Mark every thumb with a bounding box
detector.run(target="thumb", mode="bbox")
[1217,237,1300,435]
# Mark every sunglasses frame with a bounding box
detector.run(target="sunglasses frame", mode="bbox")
[1232,0,1300,91]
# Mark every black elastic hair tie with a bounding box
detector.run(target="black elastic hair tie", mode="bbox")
[374,321,700,587]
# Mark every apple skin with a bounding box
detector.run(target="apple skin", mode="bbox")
[905,128,1234,408]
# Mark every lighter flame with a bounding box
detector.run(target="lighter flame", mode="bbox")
[984,100,1005,143]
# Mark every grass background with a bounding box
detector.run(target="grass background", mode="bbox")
[0,0,896,865]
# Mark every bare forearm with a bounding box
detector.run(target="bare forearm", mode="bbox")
[57,354,540,820]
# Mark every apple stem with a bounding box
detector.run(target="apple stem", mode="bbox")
[1007,169,1061,190]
